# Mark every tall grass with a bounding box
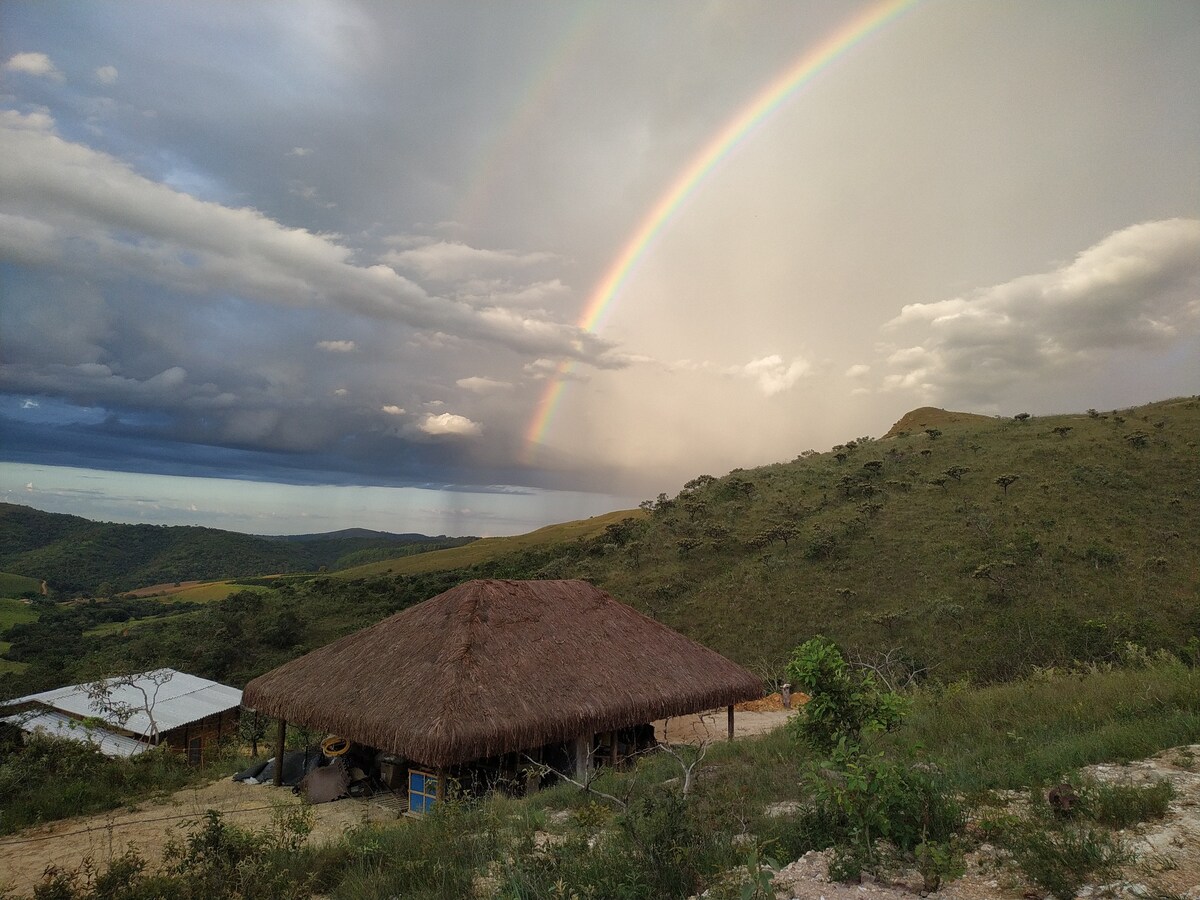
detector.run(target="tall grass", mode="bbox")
[889,658,1200,791]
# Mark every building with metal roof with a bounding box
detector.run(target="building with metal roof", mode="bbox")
[2,668,242,763]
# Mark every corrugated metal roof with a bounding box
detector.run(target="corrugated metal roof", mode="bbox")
[1,709,149,758]
[4,669,242,739]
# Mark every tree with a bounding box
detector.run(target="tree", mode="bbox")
[994,473,1020,495]
[944,465,970,482]
[785,636,906,753]
[1052,426,1073,438]
[1014,412,1031,422]
[238,710,269,756]
[85,669,174,744]
[924,428,941,440]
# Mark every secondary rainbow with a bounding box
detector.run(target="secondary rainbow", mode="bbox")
[524,0,920,455]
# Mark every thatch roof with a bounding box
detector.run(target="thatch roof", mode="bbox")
[242,579,761,766]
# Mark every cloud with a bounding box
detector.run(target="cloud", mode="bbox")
[0,111,614,364]
[315,339,357,352]
[456,376,511,393]
[883,219,1200,401]
[288,147,312,157]
[383,240,556,281]
[728,355,811,396]
[845,364,871,378]
[4,52,65,82]
[93,65,118,85]
[455,278,572,310]
[21,399,39,409]
[419,412,482,436]
[381,405,405,415]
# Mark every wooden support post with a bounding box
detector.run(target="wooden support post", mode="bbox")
[273,718,287,786]
[435,767,446,805]
[609,730,618,766]
[727,705,735,742]
[574,734,591,782]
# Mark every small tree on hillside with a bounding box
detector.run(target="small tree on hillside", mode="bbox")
[994,473,1020,496]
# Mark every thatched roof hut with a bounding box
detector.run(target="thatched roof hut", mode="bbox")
[243,579,761,767]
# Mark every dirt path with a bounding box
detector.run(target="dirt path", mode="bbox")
[0,777,401,895]
[656,708,795,744]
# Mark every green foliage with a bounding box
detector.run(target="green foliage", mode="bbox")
[27,806,319,900]
[0,502,476,595]
[1075,777,1174,829]
[914,838,964,892]
[890,658,1200,792]
[785,637,907,752]
[0,735,205,835]
[782,638,960,881]
[990,820,1130,900]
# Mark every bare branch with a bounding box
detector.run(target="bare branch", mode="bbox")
[520,751,628,809]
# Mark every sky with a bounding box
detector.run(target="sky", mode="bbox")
[1,0,1198,536]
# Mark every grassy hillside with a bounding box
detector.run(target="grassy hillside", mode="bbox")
[486,397,1199,682]
[0,504,475,595]
[3,397,1196,698]
[332,508,644,578]
[0,572,40,599]
[0,597,38,675]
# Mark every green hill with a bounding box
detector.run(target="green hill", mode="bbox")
[3,397,1197,697]
[332,508,645,579]
[0,504,475,595]
[485,396,1200,682]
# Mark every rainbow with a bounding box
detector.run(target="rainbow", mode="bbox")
[523,0,919,457]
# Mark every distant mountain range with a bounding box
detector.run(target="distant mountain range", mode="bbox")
[0,503,475,595]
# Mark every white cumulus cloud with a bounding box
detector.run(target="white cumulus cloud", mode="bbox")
[419,412,482,436]
[381,405,405,415]
[93,65,118,84]
[731,355,811,396]
[315,339,357,352]
[4,52,64,82]
[883,218,1200,402]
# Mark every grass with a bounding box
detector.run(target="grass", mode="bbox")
[332,508,645,579]
[84,608,204,637]
[0,597,38,674]
[520,396,1200,681]
[0,572,40,599]
[889,658,1200,791]
[0,734,241,836]
[7,658,1200,898]
[0,597,38,632]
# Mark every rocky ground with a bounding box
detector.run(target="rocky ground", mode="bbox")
[761,746,1200,900]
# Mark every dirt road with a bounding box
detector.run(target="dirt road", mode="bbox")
[0,777,398,895]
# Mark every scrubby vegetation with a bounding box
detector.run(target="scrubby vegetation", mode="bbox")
[8,651,1198,899]
[3,396,1200,896]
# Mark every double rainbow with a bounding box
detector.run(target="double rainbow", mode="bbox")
[524,0,919,455]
